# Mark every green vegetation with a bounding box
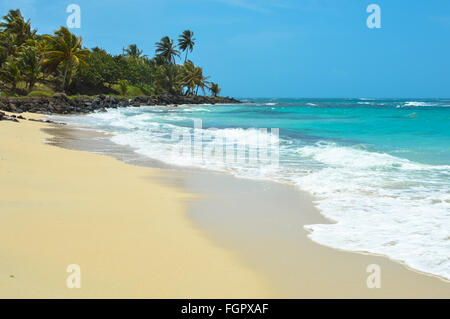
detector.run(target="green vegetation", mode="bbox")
[42,26,90,91]
[0,9,222,98]
[27,90,53,97]
[116,79,130,96]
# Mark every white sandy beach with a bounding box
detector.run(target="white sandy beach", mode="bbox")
[0,115,270,298]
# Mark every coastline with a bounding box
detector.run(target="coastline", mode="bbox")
[181,171,450,298]
[1,2,448,302]
[42,120,450,298]
[0,94,241,115]
[0,114,271,298]
[1,113,449,298]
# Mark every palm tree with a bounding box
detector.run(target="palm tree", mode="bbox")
[178,61,197,95]
[153,63,182,95]
[178,61,210,96]
[178,30,195,63]
[190,64,210,95]
[19,45,42,92]
[42,26,90,91]
[35,37,53,79]
[155,36,180,64]
[123,44,145,59]
[196,70,210,95]
[0,56,22,92]
[209,82,221,97]
[0,9,35,45]
[0,32,19,58]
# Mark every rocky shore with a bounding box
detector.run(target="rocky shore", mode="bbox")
[0,111,66,124]
[0,94,241,114]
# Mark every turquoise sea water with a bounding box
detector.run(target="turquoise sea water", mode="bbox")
[54,98,450,280]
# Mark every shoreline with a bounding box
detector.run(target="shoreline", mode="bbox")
[0,94,242,115]
[0,114,271,298]
[175,170,450,298]
[42,120,450,298]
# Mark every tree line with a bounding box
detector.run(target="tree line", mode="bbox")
[0,9,222,97]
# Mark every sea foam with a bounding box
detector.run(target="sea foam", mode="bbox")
[53,103,450,280]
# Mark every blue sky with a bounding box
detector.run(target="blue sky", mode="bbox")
[1,0,449,98]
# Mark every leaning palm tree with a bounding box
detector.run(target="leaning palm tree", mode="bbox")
[155,36,180,64]
[178,61,210,96]
[178,61,197,95]
[209,82,221,97]
[0,9,36,45]
[194,65,210,96]
[177,30,195,63]
[42,26,90,91]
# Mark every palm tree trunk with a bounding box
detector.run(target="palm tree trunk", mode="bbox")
[62,63,69,92]
[28,76,37,93]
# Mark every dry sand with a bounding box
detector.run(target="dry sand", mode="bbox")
[0,114,270,298]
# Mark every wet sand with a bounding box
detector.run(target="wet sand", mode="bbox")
[175,171,450,298]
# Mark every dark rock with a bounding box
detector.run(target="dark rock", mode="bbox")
[53,92,69,101]
[0,94,241,115]
[3,117,19,122]
[0,111,20,122]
